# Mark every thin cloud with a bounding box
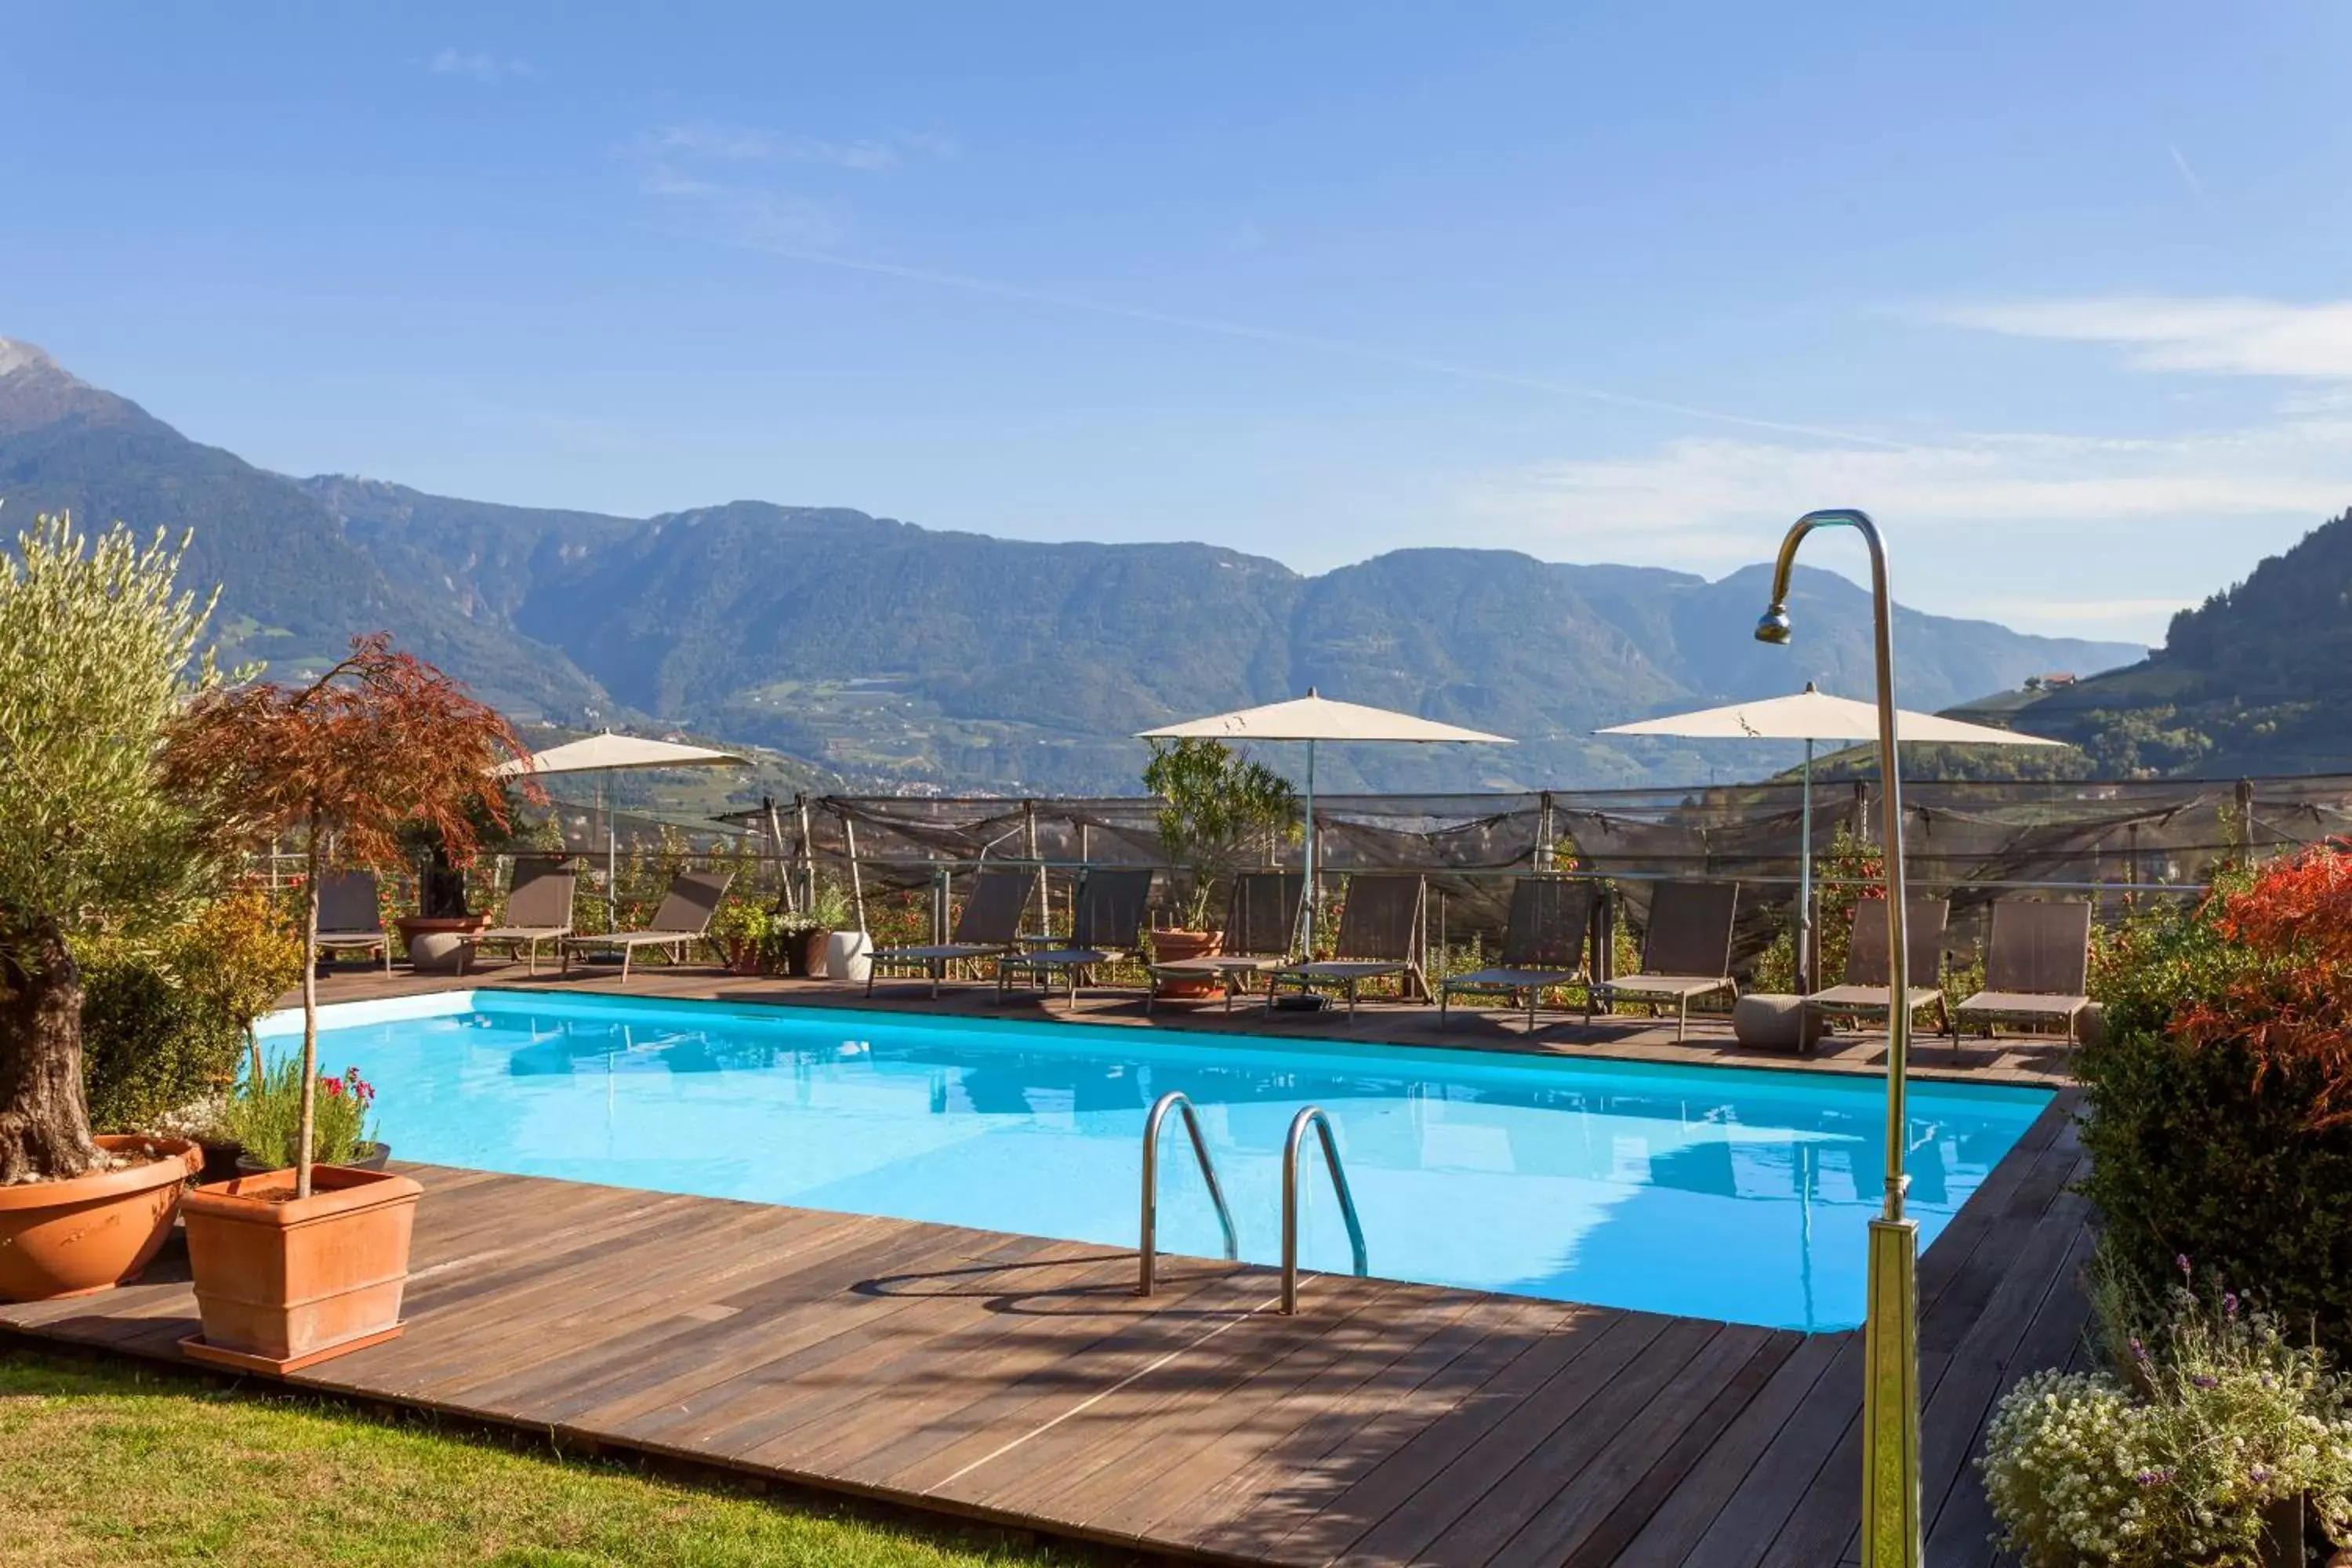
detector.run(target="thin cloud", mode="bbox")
[431,49,528,82]
[712,241,1908,449]
[642,125,954,172]
[1465,419,2352,561]
[2165,143,2210,209]
[1933,296,2352,379]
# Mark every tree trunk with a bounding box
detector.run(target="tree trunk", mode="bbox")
[0,913,103,1184]
[296,839,321,1200]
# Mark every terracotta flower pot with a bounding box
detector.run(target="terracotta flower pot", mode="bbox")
[1150,929,1225,1001]
[0,1134,201,1301]
[180,1163,423,1374]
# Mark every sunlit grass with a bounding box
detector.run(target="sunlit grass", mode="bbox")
[0,1347,1079,1568]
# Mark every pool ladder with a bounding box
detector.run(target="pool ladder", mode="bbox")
[1137,1093,1370,1316]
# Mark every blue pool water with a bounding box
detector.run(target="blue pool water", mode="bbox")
[261,991,2051,1331]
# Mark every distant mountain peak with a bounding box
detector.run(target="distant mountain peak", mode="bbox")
[0,336,147,434]
[0,337,67,379]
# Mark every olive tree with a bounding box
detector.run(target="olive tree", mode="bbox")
[0,513,220,1184]
[1143,738,1300,929]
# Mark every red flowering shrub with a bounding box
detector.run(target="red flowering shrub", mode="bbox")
[2176,840,2352,1127]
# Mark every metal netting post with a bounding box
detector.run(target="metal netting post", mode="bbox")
[796,793,817,909]
[842,811,868,934]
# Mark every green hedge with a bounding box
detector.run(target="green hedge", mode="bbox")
[78,949,247,1132]
[2075,862,2352,1352]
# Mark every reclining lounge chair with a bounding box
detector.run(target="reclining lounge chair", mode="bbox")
[998,867,1155,1010]
[1439,877,1597,1029]
[1264,874,1429,1021]
[866,868,1033,999]
[1803,897,1955,1044]
[1955,898,2094,1049]
[1144,871,1305,1014]
[1584,880,1741,1043]
[560,869,732,984]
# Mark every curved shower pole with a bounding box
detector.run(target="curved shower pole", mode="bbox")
[1755,507,1920,1568]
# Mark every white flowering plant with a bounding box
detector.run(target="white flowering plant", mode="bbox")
[1982,1256,2352,1566]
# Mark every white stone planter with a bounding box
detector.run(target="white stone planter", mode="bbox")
[825,930,873,986]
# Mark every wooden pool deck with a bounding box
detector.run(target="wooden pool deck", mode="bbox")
[2,964,2089,1566]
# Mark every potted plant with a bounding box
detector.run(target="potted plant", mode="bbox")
[774,881,853,977]
[713,899,773,975]
[0,516,222,1301]
[164,633,534,1372]
[226,1062,388,1176]
[1142,737,1298,1000]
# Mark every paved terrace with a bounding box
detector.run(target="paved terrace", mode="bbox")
[2,961,2087,1566]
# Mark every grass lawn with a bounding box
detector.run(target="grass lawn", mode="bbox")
[0,1345,1081,1568]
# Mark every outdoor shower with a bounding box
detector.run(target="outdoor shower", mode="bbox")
[1755,507,1922,1568]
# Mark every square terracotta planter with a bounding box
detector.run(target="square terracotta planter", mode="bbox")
[180,1163,423,1374]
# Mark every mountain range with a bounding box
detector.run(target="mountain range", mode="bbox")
[0,337,2155,794]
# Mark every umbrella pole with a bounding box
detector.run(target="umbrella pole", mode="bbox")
[1799,738,1814,993]
[1299,739,1318,956]
[604,776,618,929]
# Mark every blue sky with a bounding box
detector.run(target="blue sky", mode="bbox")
[3,2,2348,645]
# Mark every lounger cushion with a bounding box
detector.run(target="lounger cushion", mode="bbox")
[874,942,1014,964]
[1444,967,1585,991]
[1955,989,2088,1018]
[1010,946,1124,969]
[1806,984,1944,1011]
[1276,960,1410,982]
[1592,972,1735,999]
[1149,954,1285,975]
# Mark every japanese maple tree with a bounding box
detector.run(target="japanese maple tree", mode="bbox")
[167,635,535,1195]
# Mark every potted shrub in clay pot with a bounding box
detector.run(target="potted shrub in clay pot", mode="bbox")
[713,898,773,976]
[1142,737,1298,1000]
[774,881,852,978]
[0,516,223,1301]
[165,634,534,1372]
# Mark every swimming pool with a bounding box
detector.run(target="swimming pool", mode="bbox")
[260,990,2052,1332]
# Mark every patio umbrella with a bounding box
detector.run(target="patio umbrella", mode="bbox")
[495,732,750,924]
[1597,682,2062,988]
[1138,690,1512,951]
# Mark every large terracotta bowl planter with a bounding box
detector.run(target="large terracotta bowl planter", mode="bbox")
[1149,928,1225,1001]
[0,1134,201,1301]
[180,1163,423,1374]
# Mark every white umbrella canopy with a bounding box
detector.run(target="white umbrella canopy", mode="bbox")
[1597,683,2062,989]
[1595,684,2065,748]
[1140,689,1512,950]
[496,732,750,921]
[493,732,749,778]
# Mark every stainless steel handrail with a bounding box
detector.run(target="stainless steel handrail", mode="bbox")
[1138,1091,1240,1296]
[1281,1105,1370,1314]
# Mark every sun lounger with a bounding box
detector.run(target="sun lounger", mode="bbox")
[1955,899,2094,1046]
[1440,877,1597,1029]
[560,869,732,983]
[998,867,1156,1009]
[472,863,578,975]
[1804,898,1955,1042]
[1144,872,1305,1014]
[1585,880,1740,1043]
[314,870,392,973]
[866,868,1033,998]
[1265,874,1428,1020]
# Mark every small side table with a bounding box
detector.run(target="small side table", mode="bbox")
[1732,993,1827,1053]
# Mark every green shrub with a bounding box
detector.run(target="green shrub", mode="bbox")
[2076,848,2352,1353]
[76,886,304,1132]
